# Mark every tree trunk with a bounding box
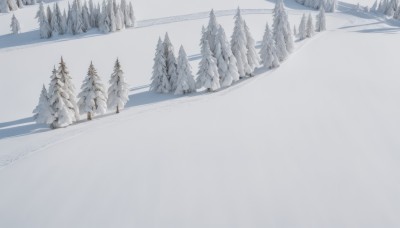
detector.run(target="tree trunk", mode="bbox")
[87,112,92,120]
[116,105,120,114]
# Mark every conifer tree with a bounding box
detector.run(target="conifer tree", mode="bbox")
[175,46,196,95]
[57,57,80,121]
[163,32,178,91]
[244,21,260,75]
[33,84,54,124]
[196,40,220,92]
[205,9,219,55]
[128,2,135,27]
[150,38,170,93]
[272,0,294,61]
[78,62,107,120]
[10,14,20,34]
[107,59,129,113]
[216,26,239,87]
[298,13,307,40]
[36,2,51,38]
[260,23,280,69]
[231,7,250,78]
[316,6,326,32]
[306,13,315,38]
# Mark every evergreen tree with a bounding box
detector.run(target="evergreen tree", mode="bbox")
[57,57,80,121]
[51,3,62,35]
[107,59,129,113]
[150,38,170,93]
[272,0,294,61]
[82,2,91,32]
[316,6,326,32]
[231,7,250,78]
[36,2,51,38]
[216,26,239,87]
[205,9,219,55]
[48,67,74,128]
[163,32,178,91]
[298,13,307,40]
[128,2,135,27]
[78,62,107,120]
[306,13,315,38]
[244,21,260,75]
[33,84,54,124]
[10,14,20,34]
[175,46,196,95]
[260,23,280,69]
[196,40,220,92]
[46,5,53,34]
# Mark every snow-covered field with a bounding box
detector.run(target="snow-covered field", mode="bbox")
[1,0,400,227]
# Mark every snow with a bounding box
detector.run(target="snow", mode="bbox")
[1,0,400,226]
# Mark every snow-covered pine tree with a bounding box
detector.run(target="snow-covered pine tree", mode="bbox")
[36,2,51,38]
[150,38,171,93]
[115,5,124,30]
[60,9,67,34]
[205,9,219,55]
[244,21,260,75]
[46,6,53,34]
[48,67,74,128]
[216,25,239,87]
[272,0,294,61]
[128,2,135,27]
[0,0,9,13]
[163,32,178,91]
[298,13,307,40]
[371,0,378,12]
[33,84,54,124]
[50,3,61,35]
[316,6,326,32]
[70,0,83,34]
[260,23,280,69]
[10,14,20,34]
[175,46,196,95]
[82,2,91,32]
[196,40,220,92]
[57,57,80,121]
[231,7,250,78]
[306,13,315,38]
[78,62,107,120]
[107,59,129,113]
[107,0,117,32]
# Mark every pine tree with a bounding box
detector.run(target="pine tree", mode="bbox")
[48,67,74,128]
[231,7,250,78]
[33,84,54,124]
[196,40,220,92]
[10,14,20,34]
[205,9,219,55]
[107,59,129,113]
[244,21,260,75]
[260,23,280,69]
[298,13,307,40]
[272,0,294,61]
[216,26,239,87]
[128,2,135,27]
[36,2,51,38]
[316,6,326,32]
[306,13,315,38]
[371,0,378,12]
[78,62,107,120]
[150,38,171,93]
[175,46,196,95]
[46,6,53,34]
[82,2,91,32]
[57,57,80,122]
[51,3,61,35]
[163,32,178,91]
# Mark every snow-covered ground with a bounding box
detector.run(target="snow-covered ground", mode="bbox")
[1,0,400,227]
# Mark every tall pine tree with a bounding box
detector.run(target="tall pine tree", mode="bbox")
[107,59,129,113]
[150,38,170,93]
[175,46,196,95]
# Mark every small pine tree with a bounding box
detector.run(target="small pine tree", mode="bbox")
[244,21,260,75]
[163,32,178,91]
[205,9,219,55]
[216,26,239,87]
[78,62,108,120]
[231,7,250,78]
[33,84,54,124]
[196,40,220,92]
[306,13,315,38]
[36,2,51,38]
[10,14,20,34]
[272,0,294,61]
[298,13,307,40]
[260,23,280,69]
[107,58,129,113]
[150,38,171,93]
[128,2,135,27]
[175,46,196,95]
[316,6,326,32]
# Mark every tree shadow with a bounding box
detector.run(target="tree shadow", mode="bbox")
[0,117,50,140]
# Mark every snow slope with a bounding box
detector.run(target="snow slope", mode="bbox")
[1,0,400,227]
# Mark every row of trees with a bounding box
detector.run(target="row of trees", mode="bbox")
[295,0,337,12]
[36,0,135,39]
[370,0,400,18]
[295,7,326,40]
[0,0,35,13]
[33,58,129,128]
